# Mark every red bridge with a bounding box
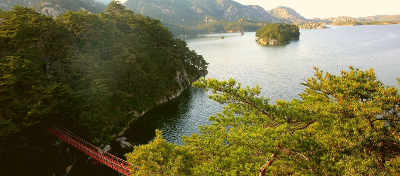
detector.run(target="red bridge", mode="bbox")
[48,124,136,176]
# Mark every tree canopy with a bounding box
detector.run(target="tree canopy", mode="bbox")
[0,2,207,174]
[256,23,300,45]
[126,67,400,175]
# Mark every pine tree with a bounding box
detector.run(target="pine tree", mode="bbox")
[126,67,400,175]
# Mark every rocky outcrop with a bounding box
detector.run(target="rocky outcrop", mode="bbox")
[124,0,278,25]
[157,69,190,105]
[115,137,133,149]
[115,137,127,142]
[256,38,281,46]
[38,2,67,17]
[298,22,328,29]
[120,141,133,149]
[103,144,112,152]
[176,69,190,90]
[269,6,307,23]
[1,0,105,17]
[328,16,370,26]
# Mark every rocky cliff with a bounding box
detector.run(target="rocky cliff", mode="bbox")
[38,2,67,17]
[297,22,327,29]
[269,6,307,23]
[124,0,278,25]
[0,0,105,17]
[330,16,364,26]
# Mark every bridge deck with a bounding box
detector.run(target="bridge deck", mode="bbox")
[48,124,135,176]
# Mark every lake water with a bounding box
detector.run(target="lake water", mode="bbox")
[65,24,400,176]
[124,24,400,146]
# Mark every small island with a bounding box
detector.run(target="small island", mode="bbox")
[256,23,300,46]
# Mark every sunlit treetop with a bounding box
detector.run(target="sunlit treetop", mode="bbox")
[127,66,400,175]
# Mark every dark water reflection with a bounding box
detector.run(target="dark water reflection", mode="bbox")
[124,87,220,145]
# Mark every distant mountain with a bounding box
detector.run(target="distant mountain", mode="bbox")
[0,0,106,16]
[124,0,278,25]
[0,0,41,10]
[269,6,307,23]
[361,15,400,22]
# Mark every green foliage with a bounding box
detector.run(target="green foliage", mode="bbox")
[0,6,72,139]
[398,77,400,85]
[0,2,207,170]
[296,66,400,174]
[42,1,206,142]
[256,23,300,44]
[127,67,400,175]
[0,0,105,12]
[0,6,74,173]
[126,130,197,175]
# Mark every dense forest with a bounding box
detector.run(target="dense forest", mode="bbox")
[256,23,300,45]
[1,1,399,175]
[0,1,207,174]
[126,67,400,175]
[0,0,106,12]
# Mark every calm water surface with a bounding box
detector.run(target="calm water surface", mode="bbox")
[124,24,400,145]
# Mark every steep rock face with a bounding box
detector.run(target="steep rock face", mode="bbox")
[124,0,277,25]
[157,69,191,105]
[218,0,276,22]
[269,6,307,23]
[1,0,105,17]
[125,0,196,25]
[38,2,67,17]
[190,0,276,21]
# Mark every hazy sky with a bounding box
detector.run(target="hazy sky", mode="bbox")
[234,0,400,19]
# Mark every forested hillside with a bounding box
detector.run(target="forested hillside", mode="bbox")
[124,0,277,26]
[0,1,207,174]
[124,0,280,34]
[0,0,106,13]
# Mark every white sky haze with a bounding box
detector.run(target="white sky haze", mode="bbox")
[234,0,400,19]
[116,0,399,19]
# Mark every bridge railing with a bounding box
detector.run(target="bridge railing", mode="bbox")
[48,124,138,176]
